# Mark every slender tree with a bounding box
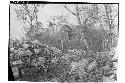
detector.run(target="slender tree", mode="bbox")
[15,4,45,40]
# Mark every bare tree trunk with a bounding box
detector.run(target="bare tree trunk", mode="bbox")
[75,4,82,28]
[104,4,114,30]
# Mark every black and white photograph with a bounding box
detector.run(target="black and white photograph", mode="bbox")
[9,1,119,82]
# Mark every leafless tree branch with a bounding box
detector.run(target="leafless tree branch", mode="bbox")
[64,4,76,16]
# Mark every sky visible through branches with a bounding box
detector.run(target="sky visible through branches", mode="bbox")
[10,4,78,39]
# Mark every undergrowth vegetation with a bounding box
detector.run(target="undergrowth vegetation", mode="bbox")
[9,35,118,82]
